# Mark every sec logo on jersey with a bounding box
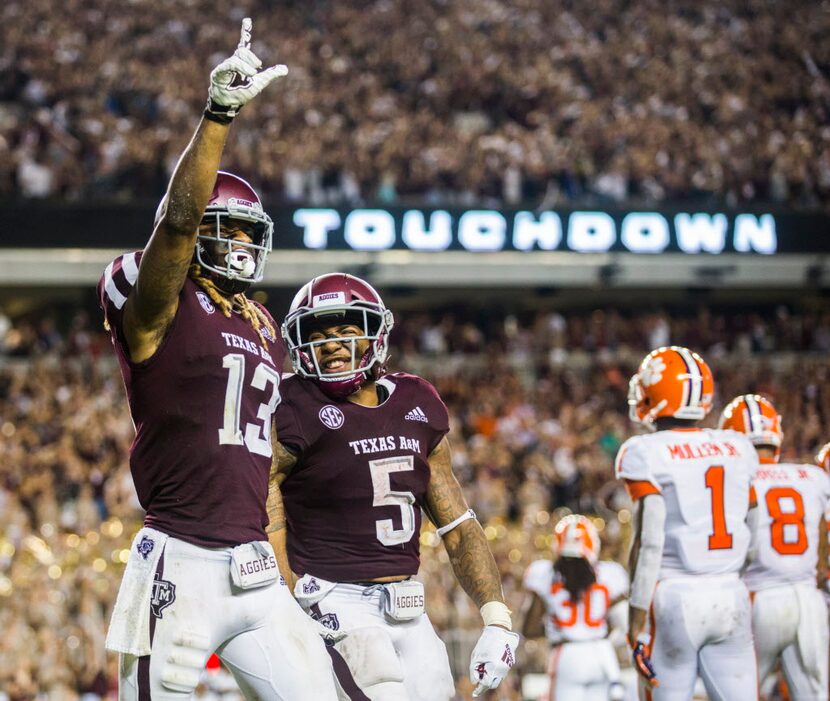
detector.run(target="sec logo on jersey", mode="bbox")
[319,405,345,429]
[196,291,215,314]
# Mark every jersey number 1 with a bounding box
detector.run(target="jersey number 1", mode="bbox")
[705,465,733,550]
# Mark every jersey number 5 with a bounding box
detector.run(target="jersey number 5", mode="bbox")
[370,456,416,546]
[218,353,281,457]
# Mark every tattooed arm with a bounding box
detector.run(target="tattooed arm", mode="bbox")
[424,436,507,615]
[122,118,229,363]
[427,436,519,695]
[123,19,285,363]
[266,436,298,591]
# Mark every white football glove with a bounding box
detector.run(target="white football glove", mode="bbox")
[205,18,288,123]
[469,625,519,697]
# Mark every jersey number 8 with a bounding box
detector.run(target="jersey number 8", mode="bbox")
[765,487,808,555]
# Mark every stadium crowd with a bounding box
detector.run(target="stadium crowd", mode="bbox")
[2,0,830,209]
[0,305,828,697]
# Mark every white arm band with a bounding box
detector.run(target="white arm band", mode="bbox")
[629,494,666,611]
[436,508,477,537]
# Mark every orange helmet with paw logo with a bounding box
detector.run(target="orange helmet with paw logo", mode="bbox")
[553,515,600,565]
[815,442,830,473]
[719,395,783,460]
[628,346,714,427]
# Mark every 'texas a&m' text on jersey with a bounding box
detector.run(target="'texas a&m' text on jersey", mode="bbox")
[99,252,285,547]
[275,373,449,582]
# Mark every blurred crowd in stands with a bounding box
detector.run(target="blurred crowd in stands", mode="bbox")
[1,304,828,697]
[2,0,830,209]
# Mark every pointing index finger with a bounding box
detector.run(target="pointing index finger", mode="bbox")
[238,17,252,49]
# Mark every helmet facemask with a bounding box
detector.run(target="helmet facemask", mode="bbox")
[195,202,272,293]
[627,373,665,430]
[282,304,394,397]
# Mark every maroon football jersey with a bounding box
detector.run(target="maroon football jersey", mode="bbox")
[277,373,449,581]
[98,251,285,547]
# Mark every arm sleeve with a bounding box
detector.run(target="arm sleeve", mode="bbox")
[629,493,666,611]
[744,496,760,568]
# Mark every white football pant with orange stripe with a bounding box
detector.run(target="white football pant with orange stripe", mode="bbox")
[644,574,756,701]
[545,638,621,701]
[751,582,829,701]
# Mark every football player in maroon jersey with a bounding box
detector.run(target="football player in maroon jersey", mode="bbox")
[268,273,519,700]
[98,19,338,700]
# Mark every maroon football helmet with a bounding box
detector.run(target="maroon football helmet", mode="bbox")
[282,273,394,397]
[155,171,273,292]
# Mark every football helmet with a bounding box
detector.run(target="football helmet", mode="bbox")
[155,171,273,292]
[282,273,394,397]
[719,395,783,460]
[816,442,830,473]
[628,346,714,428]
[552,514,600,565]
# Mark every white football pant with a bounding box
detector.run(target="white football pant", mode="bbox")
[308,582,455,701]
[118,535,338,700]
[752,582,829,701]
[546,638,622,701]
[645,574,757,701]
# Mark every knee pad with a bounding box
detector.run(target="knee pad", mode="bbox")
[335,627,404,692]
[160,632,211,693]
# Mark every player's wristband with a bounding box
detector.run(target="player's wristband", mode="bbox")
[204,98,238,125]
[480,601,512,631]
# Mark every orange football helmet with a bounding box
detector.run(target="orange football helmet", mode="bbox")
[816,442,830,473]
[628,346,714,427]
[719,395,783,459]
[553,514,600,565]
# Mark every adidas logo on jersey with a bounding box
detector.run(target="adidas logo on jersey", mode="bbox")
[405,407,428,422]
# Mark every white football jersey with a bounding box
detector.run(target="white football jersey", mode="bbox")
[615,428,756,578]
[523,559,628,643]
[743,462,830,592]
